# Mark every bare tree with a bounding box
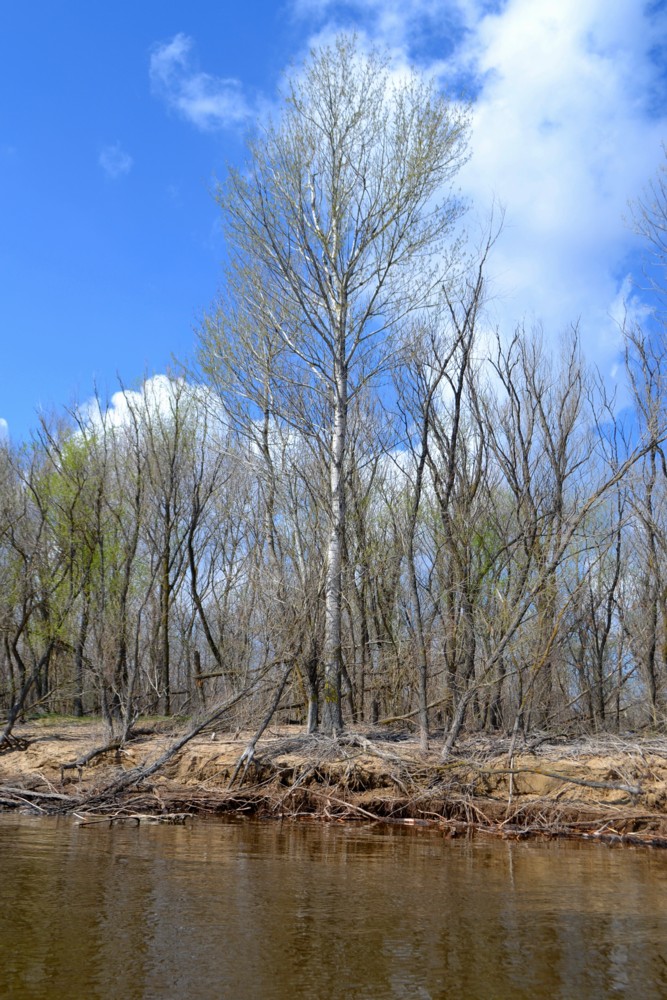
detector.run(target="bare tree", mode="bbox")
[631,145,667,301]
[393,298,475,747]
[624,327,667,722]
[214,35,469,733]
[440,324,661,756]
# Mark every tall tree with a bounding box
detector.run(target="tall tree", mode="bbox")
[213,35,469,732]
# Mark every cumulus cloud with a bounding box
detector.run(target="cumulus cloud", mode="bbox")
[0,418,8,443]
[78,375,189,432]
[150,33,251,131]
[98,141,133,179]
[77,375,227,448]
[454,0,667,367]
[286,0,667,376]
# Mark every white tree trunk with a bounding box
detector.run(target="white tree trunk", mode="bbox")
[322,361,347,734]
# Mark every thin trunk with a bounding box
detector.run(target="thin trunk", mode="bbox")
[160,544,171,717]
[4,636,17,706]
[73,595,90,717]
[644,449,660,722]
[188,524,224,671]
[193,649,206,711]
[1,643,54,746]
[406,417,431,750]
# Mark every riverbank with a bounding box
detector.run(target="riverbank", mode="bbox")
[2,719,667,845]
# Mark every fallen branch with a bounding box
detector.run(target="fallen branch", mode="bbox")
[482,765,642,797]
[0,785,76,813]
[60,740,124,783]
[0,786,74,802]
[68,669,275,812]
[304,787,386,821]
[229,664,294,789]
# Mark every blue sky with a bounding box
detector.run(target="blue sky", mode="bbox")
[1,0,666,442]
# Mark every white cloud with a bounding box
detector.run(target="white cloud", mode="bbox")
[77,375,227,449]
[0,418,8,443]
[150,33,251,131]
[99,141,133,179]
[79,375,188,432]
[285,0,667,379]
[454,0,667,371]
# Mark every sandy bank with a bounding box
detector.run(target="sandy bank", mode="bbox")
[2,720,667,846]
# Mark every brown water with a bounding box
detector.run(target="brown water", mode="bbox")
[0,816,666,999]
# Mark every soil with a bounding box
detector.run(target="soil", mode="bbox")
[2,719,667,846]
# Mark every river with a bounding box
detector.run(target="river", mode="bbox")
[1,815,666,998]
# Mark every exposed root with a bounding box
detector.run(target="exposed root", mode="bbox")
[0,733,30,755]
[3,723,667,846]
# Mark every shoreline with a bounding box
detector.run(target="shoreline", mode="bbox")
[2,720,667,846]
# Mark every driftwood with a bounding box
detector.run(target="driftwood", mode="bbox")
[0,786,73,805]
[0,785,78,813]
[74,812,191,827]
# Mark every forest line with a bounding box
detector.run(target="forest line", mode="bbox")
[1,35,666,754]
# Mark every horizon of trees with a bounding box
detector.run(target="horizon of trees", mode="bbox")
[1,39,666,753]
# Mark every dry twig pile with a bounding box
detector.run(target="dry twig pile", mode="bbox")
[2,722,667,845]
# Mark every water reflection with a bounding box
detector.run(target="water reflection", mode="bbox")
[1,816,666,999]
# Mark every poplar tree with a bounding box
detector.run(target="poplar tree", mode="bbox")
[212,35,469,732]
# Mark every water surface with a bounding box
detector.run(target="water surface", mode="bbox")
[1,815,666,999]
